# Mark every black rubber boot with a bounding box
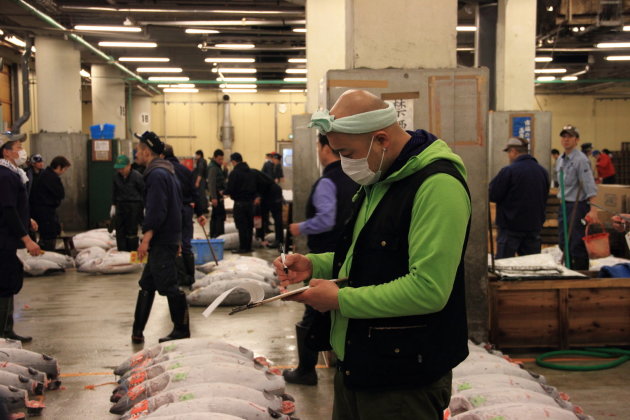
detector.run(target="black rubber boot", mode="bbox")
[3,296,31,343]
[283,323,318,385]
[131,290,155,344]
[183,253,196,288]
[39,239,56,251]
[159,292,190,343]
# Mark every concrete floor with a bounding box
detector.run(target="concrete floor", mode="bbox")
[12,245,630,419]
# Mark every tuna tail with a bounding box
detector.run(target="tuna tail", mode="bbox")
[47,379,61,390]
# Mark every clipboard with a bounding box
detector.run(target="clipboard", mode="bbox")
[228,278,346,315]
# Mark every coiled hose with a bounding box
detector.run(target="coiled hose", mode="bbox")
[536,348,630,371]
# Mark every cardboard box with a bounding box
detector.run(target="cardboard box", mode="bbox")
[592,185,630,221]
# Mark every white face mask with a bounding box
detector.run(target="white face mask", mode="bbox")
[340,136,386,186]
[14,149,27,166]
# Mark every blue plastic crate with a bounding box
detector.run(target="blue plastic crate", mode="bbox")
[101,123,116,139]
[191,238,224,265]
[89,124,102,139]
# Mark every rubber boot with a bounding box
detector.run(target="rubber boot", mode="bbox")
[0,297,12,341]
[3,296,31,343]
[131,290,155,344]
[183,253,196,288]
[282,324,318,385]
[159,292,190,343]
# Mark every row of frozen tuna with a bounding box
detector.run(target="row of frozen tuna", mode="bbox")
[0,338,62,417]
[187,256,281,307]
[446,341,592,420]
[110,338,299,419]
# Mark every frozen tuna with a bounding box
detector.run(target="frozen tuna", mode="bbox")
[0,384,44,416]
[450,387,577,417]
[72,229,115,250]
[112,382,293,416]
[17,250,64,276]
[121,396,297,420]
[453,374,558,399]
[75,246,107,267]
[114,339,255,376]
[0,348,60,386]
[186,279,279,307]
[119,352,266,383]
[112,364,285,404]
[0,370,44,396]
[148,414,245,420]
[78,250,142,274]
[449,402,591,420]
[453,361,545,383]
[0,339,22,349]
[0,362,47,387]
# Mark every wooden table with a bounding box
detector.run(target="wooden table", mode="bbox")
[488,276,630,349]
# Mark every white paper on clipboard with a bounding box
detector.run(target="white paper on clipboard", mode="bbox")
[202,282,266,318]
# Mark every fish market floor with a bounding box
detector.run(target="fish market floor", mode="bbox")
[14,247,630,419]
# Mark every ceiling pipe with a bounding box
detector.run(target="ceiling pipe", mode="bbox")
[11,0,160,94]
[11,36,32,134]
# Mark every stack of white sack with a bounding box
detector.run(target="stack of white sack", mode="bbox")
[446,341,593,420]
[109,338,297,419]
[72,229,116,251]
[17,249,74,276]
[77,248,142,275]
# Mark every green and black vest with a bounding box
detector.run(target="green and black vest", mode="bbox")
[332,159,471,390]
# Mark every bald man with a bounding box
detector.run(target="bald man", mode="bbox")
[274,90,471,420]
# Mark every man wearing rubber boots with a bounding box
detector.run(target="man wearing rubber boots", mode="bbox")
[131,131,188,344]
[0,132,41,343]
[275,90,471,420]
[111,154,144,251]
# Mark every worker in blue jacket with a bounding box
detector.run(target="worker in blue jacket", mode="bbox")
[489,137,550,258]
[131,131,187,344]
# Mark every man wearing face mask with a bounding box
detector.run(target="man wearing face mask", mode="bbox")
[274,90,471,420]
[0,133,41,343]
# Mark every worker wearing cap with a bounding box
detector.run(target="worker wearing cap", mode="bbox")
[25,154,44,196]
[131,131,187,344]
[489,137,550,258]
[272,152,284,184]
[275,90,471,419]
[111,154,144,252]
[225,152,257,253]
[0,133,41,343]
[262,152,276,181]
[556,125,599,270]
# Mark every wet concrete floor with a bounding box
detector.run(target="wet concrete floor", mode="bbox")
[12,246,630,419]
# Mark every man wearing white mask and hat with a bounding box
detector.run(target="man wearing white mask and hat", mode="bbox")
[274,90,471,420]
[0,133,41,343]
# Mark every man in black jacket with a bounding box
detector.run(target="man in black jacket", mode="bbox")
[111,155,144,251]
[207,149,227,238]
[225,152,257,253]
[489,137,550,258]
[131,131,187,344]
[29,156,71,251]
[0,133,41,343]
[162,144,207,287]
[252,169,284,249]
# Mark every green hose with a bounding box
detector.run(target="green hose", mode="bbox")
[536,348,630,371]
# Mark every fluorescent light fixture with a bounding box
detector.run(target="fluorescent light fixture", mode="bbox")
[157,84,170,87]
[75,25,141,32]
[219,84,257,89]
[596,42,630,48]
[456,25,477,31]
[536,76,556,81]
[185,28,220,34]
[535,56,553,62]
[222,89,257,93]
[136,67,182,73]
[605,55,630,61]
[293,28,306,33]
[214,43,255,49]
[205,57,255,63]
[561,76,578,81]
[288,58,306,63]
[286,68,307,74]
[158,84,195,88]
[284,77,307,82]
[279,89,305,93]
[534,68,566,74]
[5,36,26,48]
[80,69,91,78]
[0,29,4,36]
[98,41,157,48]
[624,26,630,31]
[119,57,169,62]
[148,76,190,81]
[216,77,257,82]
[211,68,257,73]
[163,88,199,93]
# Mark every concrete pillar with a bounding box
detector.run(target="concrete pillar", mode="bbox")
[476,3,498,110]
[35,37,82,132]
[91,64,126,139]
[495,0,537,111]
[305,0,350,113]
[130,95,152,137]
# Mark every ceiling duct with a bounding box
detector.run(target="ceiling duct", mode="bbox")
[598,0,623,26]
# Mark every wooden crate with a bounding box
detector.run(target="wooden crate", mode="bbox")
[488,277,630,349]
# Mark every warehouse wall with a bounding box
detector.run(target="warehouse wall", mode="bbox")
[536,94,630,152]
